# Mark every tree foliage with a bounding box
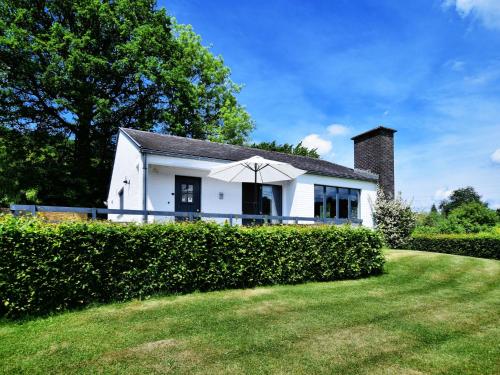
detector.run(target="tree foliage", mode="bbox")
[0,126,75,206]
[249,140,320,158]
[447,202,497,233]
[439,186,484,216]
[418,186,498,234]
[0,0,254,205]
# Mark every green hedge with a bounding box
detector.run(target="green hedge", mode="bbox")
[408,233,500,260]
[0,216,384,318]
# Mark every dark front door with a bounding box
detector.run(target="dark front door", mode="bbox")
[175,176,201,219]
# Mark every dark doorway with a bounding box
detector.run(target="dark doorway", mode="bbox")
[175,176,201,220]
[242,183,282,225]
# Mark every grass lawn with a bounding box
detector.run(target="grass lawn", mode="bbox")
[1,250,499,375]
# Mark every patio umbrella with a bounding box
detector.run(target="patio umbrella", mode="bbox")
[208,156,306,214]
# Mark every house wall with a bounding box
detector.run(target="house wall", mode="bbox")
[107,131,144,222]
[147,164,245,224]
[107,145,377,227]
[143,154,377,227]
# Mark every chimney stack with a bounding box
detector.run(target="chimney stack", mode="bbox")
[351,126,397,198]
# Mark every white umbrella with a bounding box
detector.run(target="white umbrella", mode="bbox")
[208,156,306,213]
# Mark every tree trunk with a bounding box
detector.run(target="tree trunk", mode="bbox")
[74,113,92,205]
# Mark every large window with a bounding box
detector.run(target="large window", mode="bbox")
[314,185,360,220]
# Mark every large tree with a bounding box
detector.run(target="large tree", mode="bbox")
[0,126,75,206]
[439,186,485,216]
[0,0,253,206]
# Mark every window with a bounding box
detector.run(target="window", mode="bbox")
[350,190,359,219]
[325,187,337,219]
[338,188,349,219]
[314,185,360,220]
[181,183,194,203]
[118,188,124,210]
[261,185,282,223]
[314,185,324,218]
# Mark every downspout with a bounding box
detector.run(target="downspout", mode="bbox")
[142,152,148,223]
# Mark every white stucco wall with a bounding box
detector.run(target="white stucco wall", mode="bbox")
[147,164,245,224]
[107,131,144,222]
[108,145,377,227]
[143,154,376,227]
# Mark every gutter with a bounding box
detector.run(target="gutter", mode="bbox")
[142,152,148,223]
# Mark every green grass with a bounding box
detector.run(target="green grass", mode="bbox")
[1,250,499,375]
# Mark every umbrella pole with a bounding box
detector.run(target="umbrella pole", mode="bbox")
[254,165,258,215]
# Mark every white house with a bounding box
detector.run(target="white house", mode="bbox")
[107,126,396,227]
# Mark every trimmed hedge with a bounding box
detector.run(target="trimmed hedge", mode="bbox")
[408,233,500,260]
[0,216,384,318]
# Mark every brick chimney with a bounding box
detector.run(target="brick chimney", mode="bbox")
[351,126,397,198]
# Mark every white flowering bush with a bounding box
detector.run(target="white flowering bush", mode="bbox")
[371,188,417,248]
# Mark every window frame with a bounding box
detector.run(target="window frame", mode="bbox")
[180,183,194,203]
[313,184,360,221]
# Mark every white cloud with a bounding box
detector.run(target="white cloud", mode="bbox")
[451,60,465,71]
[443,0,500,30]
[434,188,453,202]
[491,148,500,163]
[444,59,466,71]
[326,124,349,136]
[301,134,332,155]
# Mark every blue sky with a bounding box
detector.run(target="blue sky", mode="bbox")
[161,0,500,210]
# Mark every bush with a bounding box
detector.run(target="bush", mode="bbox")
[448,202,498,233]
[408,233,500,260]
[371,188,417,248]
[414,202,498,235]
[0,216,384,318]
[413,214,466,235]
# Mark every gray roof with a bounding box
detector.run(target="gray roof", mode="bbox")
[121,128,378,182]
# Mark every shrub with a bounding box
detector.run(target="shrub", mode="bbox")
[413,214,467,235]
[422,210,441,227]
[447,202,498,233]
[0,216,384,318]
[371,188,417,248]
[408,233,500,260]
[414,202,498,235]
